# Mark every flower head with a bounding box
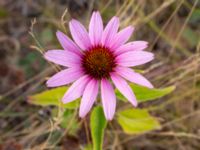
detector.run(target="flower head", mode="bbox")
[44,11,154,120]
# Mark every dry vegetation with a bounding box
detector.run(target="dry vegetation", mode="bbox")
[0,0,200,150]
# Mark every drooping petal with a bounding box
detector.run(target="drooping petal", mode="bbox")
[62,75,90,104]
[44,49,81,67]
[46,68,84,87]
[101,16,119,47]
[116,51,154,67]
[115,66,153,88]
[110,26,134,49]
[89,11,103,46]
[114,41,148,55]
[101,79,116,120]
[56,31,82,55]
[79,79,99,118]
[69,19,91,50]
[111,73,137,106]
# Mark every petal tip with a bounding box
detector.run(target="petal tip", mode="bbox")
[151,53,155,60]
[94,11,101,17]
[70,19,78,24]
[105,115,114,121]
[113,16,119,23]
[46,78,58,87]
[61,97,69,104]
[113,16,119,20]
[69,20,74,26]
[56,30,62,35]
[133,101,138,107]
[129,26,135,32]
[92,11,98,15]
[56,30,64,38]
[79,111,86,118]
[130,101,138,108]
[43,51,50,60]
[46,80,52,87]
[148,84,154,89]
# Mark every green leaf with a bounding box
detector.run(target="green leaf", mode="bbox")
[116,83,175,102]
[189,9,200,24]
[28,87,79,109]
[182,27,199,47]
[117,109,161,134]
[90,106,107,150]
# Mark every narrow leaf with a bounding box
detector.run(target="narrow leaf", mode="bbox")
[90,106,107,150]
[117,109,161,134]
[28,87,79,109]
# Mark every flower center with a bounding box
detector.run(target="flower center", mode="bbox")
[82,46,116,79]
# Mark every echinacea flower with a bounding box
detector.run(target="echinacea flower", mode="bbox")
[44,11,154,120]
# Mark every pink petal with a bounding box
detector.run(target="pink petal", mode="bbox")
[62,75,90,104]
[110,26,134,49]
[115,41,148,55]
[101,16,119,47]
[116,51,154,67]
[101,79,116,120]
[69,19,91,50]
[115,66,153,88]
[89,11,103,46]
[56,31,82,55]
[46,68,84,87]
[79,79,99,118]
[44,49,81,67]
[111,73,137,107]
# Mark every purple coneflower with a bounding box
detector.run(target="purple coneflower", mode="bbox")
[44,11,154,120]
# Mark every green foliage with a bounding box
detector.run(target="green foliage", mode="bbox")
[83,144,93,150]
[116,83,175,102]
[90,106,107,150]
[183,27,200,47]
[28,87,79,109]
[0,7,8,18]
[60,110,80,136]
[19,52,46,77]
[117,109,161,134]
[41,28,53,44]
[189,9,200,24]
[47,130,63,145]
[134,69,145,73]
[101,7,116,21]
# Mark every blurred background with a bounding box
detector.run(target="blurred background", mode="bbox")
[0,0,200,149]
